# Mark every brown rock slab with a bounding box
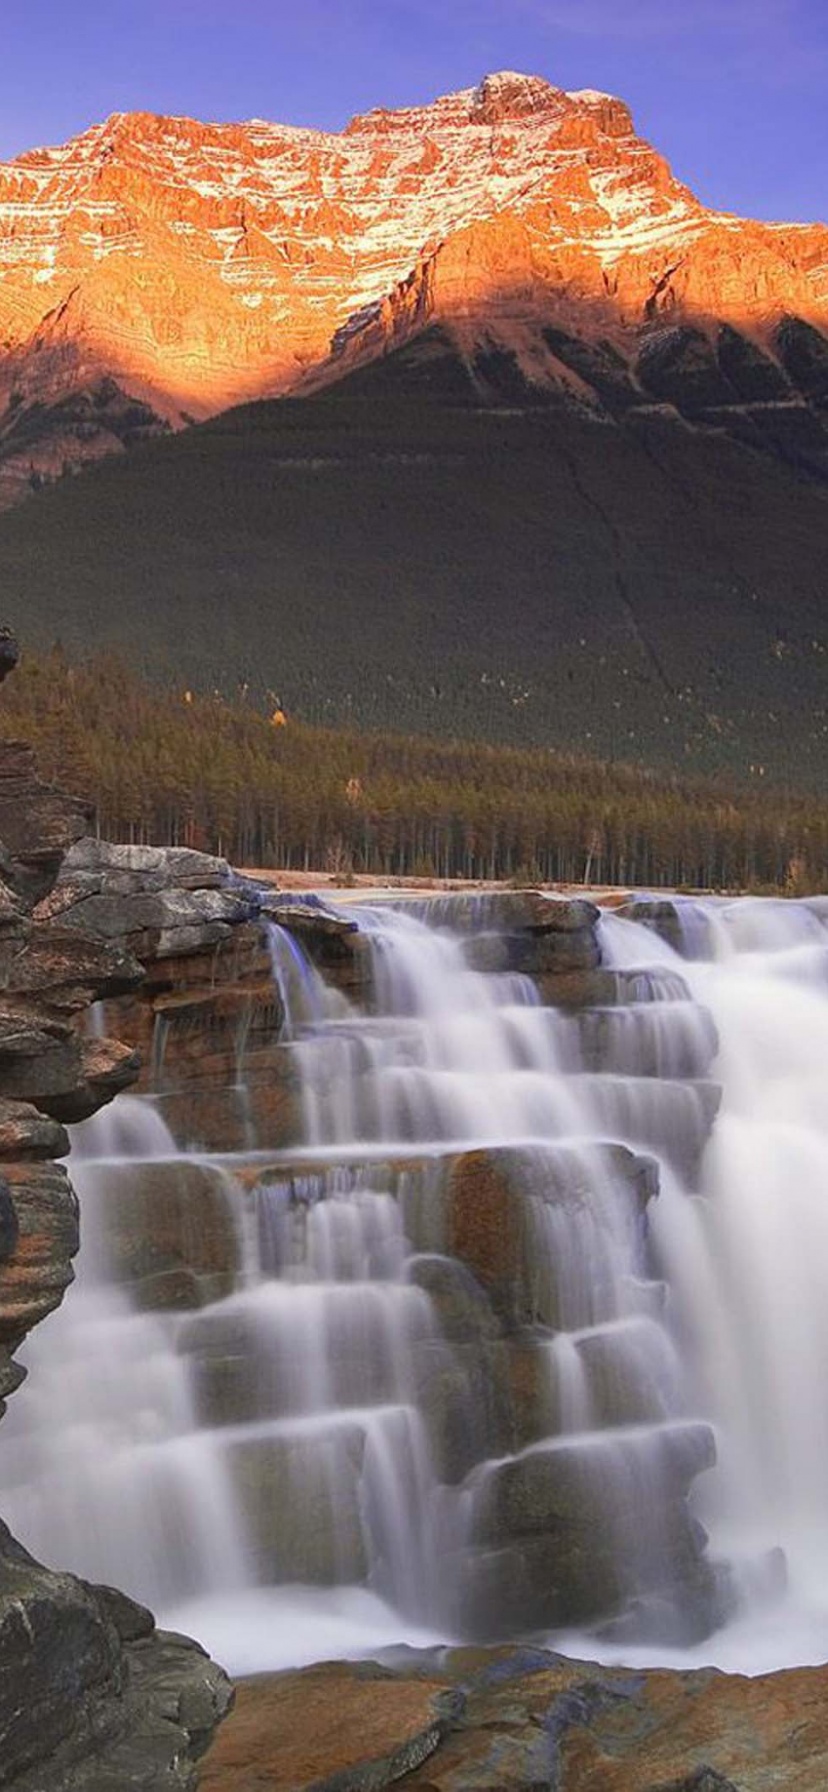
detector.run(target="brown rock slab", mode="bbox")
[198,1662,460,1791]
[0,1098,69,1161]
[0,1160,78,1346]
[282,1647,828,1792]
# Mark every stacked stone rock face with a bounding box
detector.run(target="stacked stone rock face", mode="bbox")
[66,875,724,1645]
[0,728,232,1790]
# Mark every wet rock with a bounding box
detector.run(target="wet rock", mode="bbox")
[532,966,619,1008]
[387,890,599,935]
[177,1308,270,1429]
[202,1644,828,1792]
[617,896,686,954]
[469,1422,716,1630]
[83,898,294,1151]
[413,1337,510,1484]
[264,900,372,1001]
[0,1350,25,1419]
[464,928,601,975]
[88,1160,241,1308]
[407,1253,499,1344]
[262,899,358,939]
[576,1002,718,1080]
[198,1660,460,1792]
[446,1144,657,1332]
[225,1427,368,1584]
[476,1423,714,1546]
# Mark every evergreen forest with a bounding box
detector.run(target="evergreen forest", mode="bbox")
[5,650,825,892]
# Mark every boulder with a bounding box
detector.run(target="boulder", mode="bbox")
[0,1034,140,1123]
[6,923,144,1010]
[0,1520,232,1792]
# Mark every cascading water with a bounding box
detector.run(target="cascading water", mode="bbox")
[1,892,827,1677]
[592,896,828,1670]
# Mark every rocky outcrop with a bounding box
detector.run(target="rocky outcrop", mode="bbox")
[199,1644,828,1792]
[51,839,290,1150]
[0,710,232,1788]
[0,1523,231,1792]
[0,74,826,503]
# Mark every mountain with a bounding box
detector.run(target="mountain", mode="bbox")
[0,74,826,786]
[1,71,826,498]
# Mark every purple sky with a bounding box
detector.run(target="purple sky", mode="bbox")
[3,0,826,223]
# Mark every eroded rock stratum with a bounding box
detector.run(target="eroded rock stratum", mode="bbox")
[0,723,231,1790]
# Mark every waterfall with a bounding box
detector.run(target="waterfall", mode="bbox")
[595,896,828,1669]
[1,893,827,1676]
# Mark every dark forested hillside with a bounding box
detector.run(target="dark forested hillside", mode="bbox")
[1,330,826,790]
[4,652,825,891]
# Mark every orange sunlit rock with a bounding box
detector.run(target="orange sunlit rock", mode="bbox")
[0,72,824,466]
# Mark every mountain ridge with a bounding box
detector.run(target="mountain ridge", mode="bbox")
[0,71,826,502]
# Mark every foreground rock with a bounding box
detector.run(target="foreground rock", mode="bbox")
[0,1523,231,1792]
[198,1662,460,1792]
[199,1645,828,1791]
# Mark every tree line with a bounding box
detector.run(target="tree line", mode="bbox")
[4,649,825,892]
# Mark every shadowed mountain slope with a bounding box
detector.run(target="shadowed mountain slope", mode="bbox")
[2,326,826,787]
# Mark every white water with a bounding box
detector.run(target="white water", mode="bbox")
[585,896,828,1672]
[2,895,828,1677]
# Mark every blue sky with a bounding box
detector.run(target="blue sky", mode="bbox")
[3,0,826,222]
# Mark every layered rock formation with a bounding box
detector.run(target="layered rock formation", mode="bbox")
[51,876,726,1647]
[0,716,232,1788]
[5,828,824,1786]
[0,71,826,502]
[199,1644,828,1792]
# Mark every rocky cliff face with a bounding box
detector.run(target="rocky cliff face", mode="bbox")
[1,71,826,502]
[0,721,232,1788]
